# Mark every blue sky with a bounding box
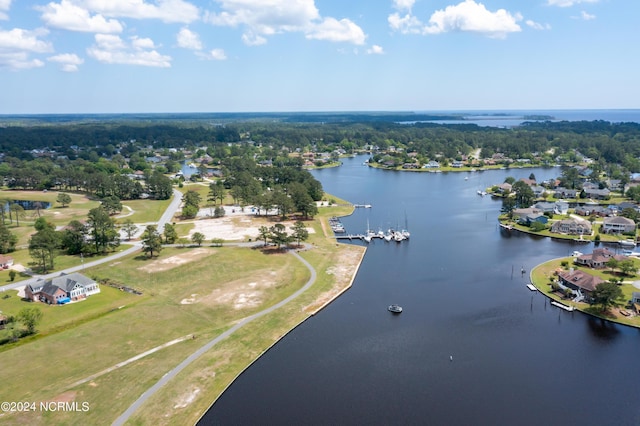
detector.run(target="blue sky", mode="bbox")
[0,0,636,114]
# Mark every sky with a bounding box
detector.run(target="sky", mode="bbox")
[0,0,637,114]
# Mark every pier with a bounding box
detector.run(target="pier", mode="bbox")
[550,301,575,312]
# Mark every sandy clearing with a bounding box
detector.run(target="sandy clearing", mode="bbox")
[187,214,314,241]
[137,248,215,273]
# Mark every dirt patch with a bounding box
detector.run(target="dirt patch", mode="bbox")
[173,387,200,409]
[197,270,280,309]
[137,248,215,273]
[50,391,77,403]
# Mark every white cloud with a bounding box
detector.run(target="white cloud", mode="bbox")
[82,0,200,24]
[207,0,366,45]
[48,52,84,71]
[547,0,598,7]
[0,52,45,70]
[423,0,522,39]
[207,48,226,60]
[38,0,123,33]
[388,12,423,34]
[87,33,171,67]
[0,28,51,70]
[366,44,384,55]
[573,10,596,20]
[306,17,366,45]
[392,0,415,12]
[176,27,202,50]
[0,0,11,20]
[526,20,551,30]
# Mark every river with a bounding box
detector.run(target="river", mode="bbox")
[200,155,640,426]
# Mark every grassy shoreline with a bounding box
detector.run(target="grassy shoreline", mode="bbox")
[530,257,640,329]
[0,195,367,425]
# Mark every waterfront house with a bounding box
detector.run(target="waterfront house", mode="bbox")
[25,272,100,305]
[551,218,592,236]
[496,183,512,194]
[557,269,604,299]
[632,292,640,314]
[574,248,625,269]
[602,216,636,234]
[424,160,440,169]
[512,207,542,222]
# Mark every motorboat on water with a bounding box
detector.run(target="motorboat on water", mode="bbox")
[388,304,403,314]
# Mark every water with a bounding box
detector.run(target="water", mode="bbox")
[200,156,640,425]
[411,109,640,127]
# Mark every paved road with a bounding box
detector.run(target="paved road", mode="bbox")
[0,188,184,293]
[111,250,317,426]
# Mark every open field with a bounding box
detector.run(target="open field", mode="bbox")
[0,196,365,425]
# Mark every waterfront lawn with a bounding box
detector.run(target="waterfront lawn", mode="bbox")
[0,245,312,425]
[531,257,640,327]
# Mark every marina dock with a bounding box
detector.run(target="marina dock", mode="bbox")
[526,284,537,291]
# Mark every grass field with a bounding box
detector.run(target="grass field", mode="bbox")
[0,196,364,425]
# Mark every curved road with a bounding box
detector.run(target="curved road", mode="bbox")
[112,250,317,426]
[0,188,183,293]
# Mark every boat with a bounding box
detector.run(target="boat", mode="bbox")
[388,304,403,313]
[393,232,404,242]
[619,239,636,247]
[477,190,487,196]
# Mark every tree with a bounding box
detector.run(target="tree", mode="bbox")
[208,180,226,205]
[163,223,178,244]
[56,192,71,207]
[121,219,138,241]
[269,223,290,248]
[512,181,535,208]
[213,206,225,218]
[9,203,25,226]
[8,269,16,281]
[141,225,163,258]
[591,281,625,313]
[87,206,120,254]
[182,204,199,219]
[0,224,17,253]
[18,306,43,335]
[34,217,55,231]
[29,226,60,273]
[101,195,123,215]
[619,259,636,277]
[191,232,205,246]
[60,220,87,255]
[258,225,270,246]
[606,257,619,274]
[291,221,309,247]
[183,190,202,209]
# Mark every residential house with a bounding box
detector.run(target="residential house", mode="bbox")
[584,188,611,200]
[602,216,636,234]
[574,248,625,269]
[520,178,536,186]
[551,218,592,236]
[451,160,465,168]
[0,255,13,269]
[531,185,547,197]
[512,208,542,221]
[574,205,609,217]
[25,273,100,305]
[424,160,440,169]
[632,292,640,314]
[557,269,604,299]
[554,187,578,199]
[495,182,512,194]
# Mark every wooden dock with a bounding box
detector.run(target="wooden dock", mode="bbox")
[551,301,575,312]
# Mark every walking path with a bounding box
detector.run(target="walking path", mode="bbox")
[111,250,317,426]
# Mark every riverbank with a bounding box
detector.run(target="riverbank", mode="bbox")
[530,257,640,329]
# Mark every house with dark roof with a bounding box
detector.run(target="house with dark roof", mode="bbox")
[557,269,604,298]
[574,248,625,269]
[25,273,100,305]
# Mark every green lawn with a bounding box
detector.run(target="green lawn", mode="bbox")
[531,257,640,327]
[116,198,173,224]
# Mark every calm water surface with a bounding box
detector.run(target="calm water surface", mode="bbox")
[201,156,640,426]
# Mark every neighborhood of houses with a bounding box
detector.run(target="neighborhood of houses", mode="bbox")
[553,248,640,315]
[496,172,640,241]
